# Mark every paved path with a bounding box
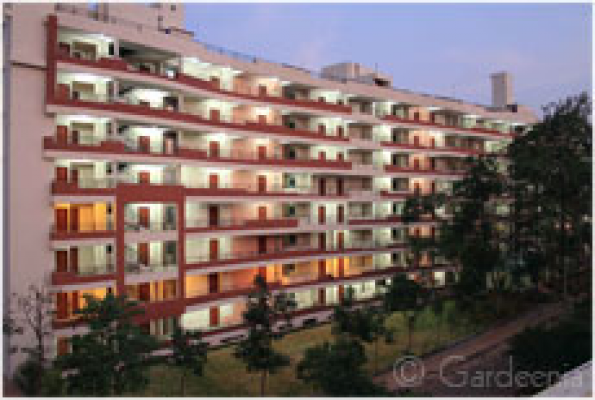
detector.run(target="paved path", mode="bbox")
[374,301,566,394]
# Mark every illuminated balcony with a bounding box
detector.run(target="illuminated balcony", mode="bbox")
[185,239,405,271]
[52,244,115,285]
[382,114,514,139]
[186,216,298,233]
[384,164,467,176]
[52,203,115,240]
[55,44,354,116]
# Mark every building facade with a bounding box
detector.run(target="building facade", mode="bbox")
[3,2,537,373]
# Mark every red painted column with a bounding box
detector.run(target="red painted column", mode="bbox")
[115,196,126,295]
[317,260,326,278]
[338,258,345,277]
[318,288,326,305]
[178,197,186,300]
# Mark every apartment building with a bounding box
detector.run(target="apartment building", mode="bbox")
[3,2,538,372]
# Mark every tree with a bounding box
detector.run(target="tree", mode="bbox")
[169,325,208,396]
[429,289,446,347]
[3,284,55,395]
[234,275,296,396]
[383,274,428,354]
[401,191,447,272]
[55,292,159,396]
[443,155,511,294]
[297,337,389,396]
[331,287,392,373]
[508,93,591,299]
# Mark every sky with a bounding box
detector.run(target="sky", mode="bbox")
[184,3,592,113]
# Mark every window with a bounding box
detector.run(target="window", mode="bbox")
[287,148,297,160]
[285,204,296,217]
[171,5,176,11]
[283,235,297,247]
[284,174,297,188]
[282,264,296,276]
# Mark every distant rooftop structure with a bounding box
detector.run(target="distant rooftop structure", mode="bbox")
[321,62,393,88]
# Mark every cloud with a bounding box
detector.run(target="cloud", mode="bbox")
[288,34,337,70]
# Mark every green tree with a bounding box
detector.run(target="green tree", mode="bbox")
[55,292,159,396]
[508,93,591,299]
[401,191,447,272]
[297,337,389,396]
[331,287,392,373]
[443,155,511,295]
[234,275,296,396]
[383,274,428,354]
[169,325,208,396]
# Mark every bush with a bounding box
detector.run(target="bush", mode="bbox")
[13,358,43,396]
[508,301,592,394]
[39,367,64,396]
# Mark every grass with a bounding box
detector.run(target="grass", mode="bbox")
[131,299,489,397]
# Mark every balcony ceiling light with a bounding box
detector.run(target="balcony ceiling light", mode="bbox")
[71,73,111,83]
[66,115,106,123]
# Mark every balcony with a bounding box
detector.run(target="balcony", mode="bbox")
[125,220,178,233]
[48,88,355,148]
[51,176,117,196]
[244,121,349,143]
[44,134,353,172]
[50,222,115,241]
[379,190,409,199]
[380,141,484,156]
[55,50,354,116]
[186,216,299,233]
[351,162,384,174]
[382,114,514,139]
[51,262,116,285]
[181,146,352,170]
[384,165,467,177]
[185,183,346,199]
[348,214,402,226]
[186,240,405,271]
[185,264,403,310]
[125,262,178,275]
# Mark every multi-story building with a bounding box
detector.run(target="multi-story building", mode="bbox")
[3,2,537,372]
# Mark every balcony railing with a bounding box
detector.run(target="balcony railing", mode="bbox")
[124,220,178,232]
[51,220,115,235]
[382,114,514,137]
[45,133,352,171]
[380,141,484,155]
[125,262,178,274]
[55,262,115,278]
[186,240,405,266]
[384,165,467,176]
[185,216,297,231]
[348,214,402,224]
